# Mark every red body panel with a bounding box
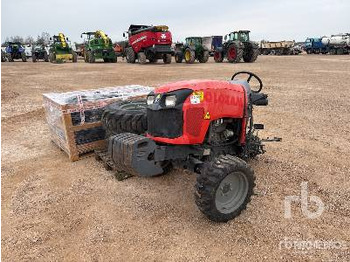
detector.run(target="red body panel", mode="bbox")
[129,31,172,53]
[147,80,248,145]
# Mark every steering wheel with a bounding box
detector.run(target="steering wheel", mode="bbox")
[231,71,263,93]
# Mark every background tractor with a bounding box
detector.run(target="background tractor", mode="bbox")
[99,71,271,222]
[5,42,27,62]
[214,30,259,63]
[32,45,49,62]
[81,30,117,63]
[174,37,209,64]
[49,33,77,63]
[123,25,173,64]
[1,49,7,62]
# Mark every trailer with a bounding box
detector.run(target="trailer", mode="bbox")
[202,36,222,56]
[321,34,350,55]
[260,40,300,55]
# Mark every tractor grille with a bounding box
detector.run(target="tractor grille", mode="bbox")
[147,108,183,138]
[185,107,204,137]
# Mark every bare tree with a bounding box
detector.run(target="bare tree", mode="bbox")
[9,36,24,43]
[36,32,51,45]
[24,36,35,45]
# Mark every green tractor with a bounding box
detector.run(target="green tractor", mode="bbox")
[32,45,49,62]
[81,30,117,63]
[214,30,259,63]
[175,37,209,64]
[49,33,77,63]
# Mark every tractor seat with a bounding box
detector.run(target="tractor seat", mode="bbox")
[230,80,251,96]
[230,80,268,106]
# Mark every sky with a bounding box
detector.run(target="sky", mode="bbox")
[1,0,350,43]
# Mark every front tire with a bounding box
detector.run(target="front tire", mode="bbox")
[49,52,55,63]
[138,52,147,64]
[21,53,27,62]
[195,155,255,222]
[175,51,183,63]
[44,52,49,62]
[72,52,78,63]
[126,47,136,63]
[32,53,37,62]
[184,48,195,64]
[88,51,95,63]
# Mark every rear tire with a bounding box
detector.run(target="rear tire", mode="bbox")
[175,51,183,63]
[126,47,136,63]
[184,48,195,64]
[227,43,243,63]
[198,50,209,63]
[214,51,223,62]
[243,43,259,63]
[195,155,255,222]
[138,52,147,64]
[101,99,148,137]
[163,53,172,64]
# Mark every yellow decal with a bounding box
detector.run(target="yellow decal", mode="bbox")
[204,112,211,120]
[190,90,204,104]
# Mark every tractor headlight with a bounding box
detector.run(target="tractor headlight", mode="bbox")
[165,95,177,107]
[147,95,155,105]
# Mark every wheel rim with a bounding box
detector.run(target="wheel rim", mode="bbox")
[228,46,236,59]
[185,50,191,61]
[215,171,249,214]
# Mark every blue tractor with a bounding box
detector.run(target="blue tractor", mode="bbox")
[5,42,27,62]
[303,38,328,54]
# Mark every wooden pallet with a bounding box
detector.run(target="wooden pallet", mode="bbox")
[43,85,153,161]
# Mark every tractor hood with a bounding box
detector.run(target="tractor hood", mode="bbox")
[154,80,244,94]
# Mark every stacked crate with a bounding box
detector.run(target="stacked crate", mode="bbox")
[43,85,153,161]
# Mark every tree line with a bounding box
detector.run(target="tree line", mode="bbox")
[2,32,51,46]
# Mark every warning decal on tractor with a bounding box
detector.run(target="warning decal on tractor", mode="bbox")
[190,91,204,104]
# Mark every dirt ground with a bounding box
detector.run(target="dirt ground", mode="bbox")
[2,55,350,261]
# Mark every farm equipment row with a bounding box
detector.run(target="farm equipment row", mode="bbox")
[304,34,350,55]
[3,28,349,64]
[259,41,302,55]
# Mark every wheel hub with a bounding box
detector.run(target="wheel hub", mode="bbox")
[215,171,249,214]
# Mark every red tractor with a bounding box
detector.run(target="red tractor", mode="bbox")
[100,72,271,222]
[123,24,173,64]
